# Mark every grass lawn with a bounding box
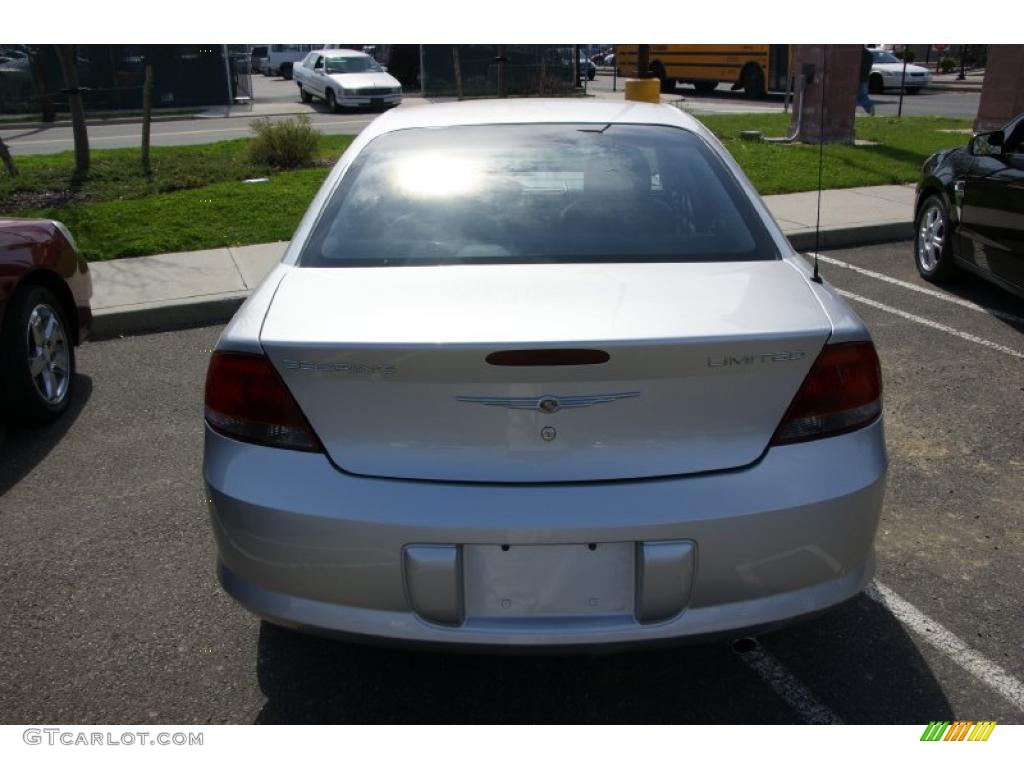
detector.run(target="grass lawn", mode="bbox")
[697,113,972,195]
[0,115,972,261]
[0,134,354,260]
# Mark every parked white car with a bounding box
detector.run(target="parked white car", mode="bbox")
[293,49,402,112]
[869,49,932,94]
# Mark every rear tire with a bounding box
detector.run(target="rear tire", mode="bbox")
[280,63,293,80]
[906,86,920,95]
[915,195,957,283]
[869,73,884,94]
[692,80,718,95]
[299,85,312,103]
[325,89,339,113]
[0,285,76,426]
[649,62,674,93]
[741,64,765,98]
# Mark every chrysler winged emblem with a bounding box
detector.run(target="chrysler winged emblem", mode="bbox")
[455,392,640,413]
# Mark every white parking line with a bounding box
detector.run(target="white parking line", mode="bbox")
[836,289,1024,360]
[737,644,844,724]
[867,582,1024,712]
[810,252,1024,327]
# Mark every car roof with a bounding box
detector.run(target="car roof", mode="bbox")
[313,48,368,58]
[361,99,703,139]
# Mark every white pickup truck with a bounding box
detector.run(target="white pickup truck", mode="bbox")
[293,49,402,112]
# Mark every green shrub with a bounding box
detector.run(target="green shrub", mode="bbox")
[248,115,320,169]
[939,57,956,74]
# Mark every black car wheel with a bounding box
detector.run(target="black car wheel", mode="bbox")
[325,89,339,113]
[869,73,884,94]
[741,64,765,98]
[0,284,76,425]
[915,195,957,282]
[906,87,921,95]
[281,63,293,80]
[649,62,673,93]
[299,85,312,103]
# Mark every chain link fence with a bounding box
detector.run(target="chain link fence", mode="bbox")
[421,45,577,98]
[0,44,236,116]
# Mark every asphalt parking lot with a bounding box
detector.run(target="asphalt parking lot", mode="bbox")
[0,241,1021,724]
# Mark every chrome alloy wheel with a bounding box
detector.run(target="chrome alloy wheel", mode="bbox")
[26,303,70,405]
[917,201,946,272]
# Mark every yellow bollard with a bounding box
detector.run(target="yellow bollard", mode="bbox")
[624,78,660,104]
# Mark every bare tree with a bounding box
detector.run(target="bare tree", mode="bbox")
[452,47,463,101]
[56,44,89,176]
[28,46,56,123]
[0,136,17,177]
[496,45,508,98]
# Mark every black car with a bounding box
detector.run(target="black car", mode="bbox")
[915,112,1024,298]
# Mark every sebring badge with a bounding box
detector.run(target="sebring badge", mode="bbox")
[455,392,639,412]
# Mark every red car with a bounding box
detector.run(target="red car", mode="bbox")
[0,218,92,425]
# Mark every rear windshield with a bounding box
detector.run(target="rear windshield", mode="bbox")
[299,123,779,267]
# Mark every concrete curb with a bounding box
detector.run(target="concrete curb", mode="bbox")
[786,222,913,252]
[86,224,913,341]
[0,113,202,131]
[90,294,247,340]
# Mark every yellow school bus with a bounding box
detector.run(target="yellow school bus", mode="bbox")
[614,44,792,97]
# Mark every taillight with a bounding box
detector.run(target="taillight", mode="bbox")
[771,341,882,445]
[204,351,321,452]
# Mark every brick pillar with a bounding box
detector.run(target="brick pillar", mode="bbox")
[789,44,860,144]
[974,45,1024,132]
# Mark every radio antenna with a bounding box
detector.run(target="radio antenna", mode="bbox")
[811,47,827,284]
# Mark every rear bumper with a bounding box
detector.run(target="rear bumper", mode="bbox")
[204,419,887,647]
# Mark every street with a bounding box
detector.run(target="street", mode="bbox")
[1,73,981,156]
[0,242,1021,724]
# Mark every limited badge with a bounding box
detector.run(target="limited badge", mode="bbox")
[541,426,557,442]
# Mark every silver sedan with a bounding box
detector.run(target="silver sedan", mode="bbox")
[203,99,887,647]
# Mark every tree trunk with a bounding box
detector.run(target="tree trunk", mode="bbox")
[788,44,859,144]
[452,47,463,101]
[141,64,154,173]
[0,136,17,178]
[974,45,1024,132]
[28,46,56,122]
[496,45,508,98]
[56,44,89,176]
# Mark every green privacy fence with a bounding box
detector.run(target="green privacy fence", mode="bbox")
[0,44,237,116]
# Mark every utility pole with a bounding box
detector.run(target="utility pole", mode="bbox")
[637,45,650,78]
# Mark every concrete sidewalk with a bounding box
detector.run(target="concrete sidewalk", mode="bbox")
[88,183,915,338]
